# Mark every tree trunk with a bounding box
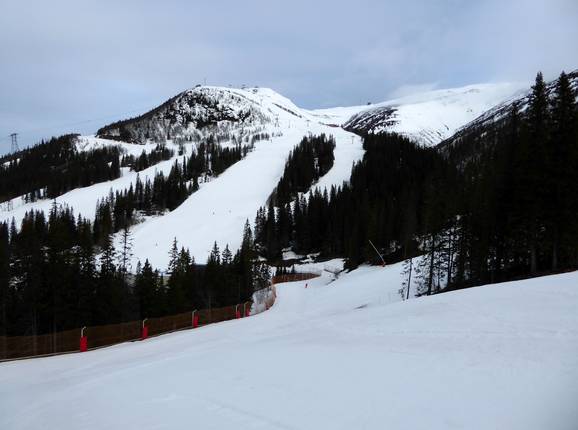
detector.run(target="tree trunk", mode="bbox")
[552,227,558,272]
[427,235,436,296]
[406,258,413,300]
[530,243,537,274]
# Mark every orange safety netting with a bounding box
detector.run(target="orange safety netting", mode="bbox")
[1,273,317,361]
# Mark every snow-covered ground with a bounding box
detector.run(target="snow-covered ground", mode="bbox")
[1,86,364,269]
[0,138,181,227]
[1,264,576,430]
[311,82,527,145]
[128,124,362,269]
[0,81,526,268]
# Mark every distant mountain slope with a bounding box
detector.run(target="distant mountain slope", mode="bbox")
[438,70,578,156]
[311,83,527,146]
[96,86,291,143]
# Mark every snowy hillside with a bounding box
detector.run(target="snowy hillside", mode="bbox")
[0,86,365,269]
[1,264,576,430]
[97,86,269,143]
[312,83,527,146]
[439,69,578,152]
[0,137,182,228]
[0,80,533,269]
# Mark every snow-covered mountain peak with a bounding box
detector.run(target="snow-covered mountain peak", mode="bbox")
[311,82,528,146]
[95,84,313,145]
[3,77,557,268]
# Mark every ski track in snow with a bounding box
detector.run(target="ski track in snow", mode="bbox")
[0,265,577,430]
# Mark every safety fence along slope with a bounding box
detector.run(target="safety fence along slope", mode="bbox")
[0,272,317,362]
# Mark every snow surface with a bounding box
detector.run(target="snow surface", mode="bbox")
[0,137,183,227]
[128,124,362,270]
[311,82,527,145]
[1,264,576,430]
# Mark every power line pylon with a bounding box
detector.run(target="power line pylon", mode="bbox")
[10,133,19,153]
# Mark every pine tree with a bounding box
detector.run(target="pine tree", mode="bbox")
[400,257,414,300]
[0,222,9,344]
[549,71,578,269]
[525,71,550,273]
[222,244,233,266]
[167,237,179,275]
[100,234,116,276]
[118,226,133,279]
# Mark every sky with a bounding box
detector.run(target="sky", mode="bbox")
[1,0,577,154]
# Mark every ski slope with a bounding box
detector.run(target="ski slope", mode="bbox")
[0,81,527,268]
[1,265,576,430]
[0,137,182,227]
[128,123,363,269]
[0,87,364,269]
[122,85,365,269]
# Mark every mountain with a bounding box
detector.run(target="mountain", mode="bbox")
[0,81,529,270]
[311,83,526,145]
[438,69,578,157]
[97,86,277,143]
[1,86,365,269]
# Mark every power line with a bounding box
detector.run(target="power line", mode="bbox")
[1,102,162,144]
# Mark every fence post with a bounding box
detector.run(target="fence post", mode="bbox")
[0,335,5,360]
[141,319,148,340]
[79,326,88,352]
[244,301,251,317]
[192,310,199,328]
[235,304,241,319]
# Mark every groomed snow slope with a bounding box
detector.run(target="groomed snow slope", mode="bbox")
[128,123,363,269]
[1,265,576,430]
[121,86,364,268]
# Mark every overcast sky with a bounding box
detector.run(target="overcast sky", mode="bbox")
[1,0,577,154]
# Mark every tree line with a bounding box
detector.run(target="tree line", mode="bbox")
[269,134,335,206]
[0,138,261,336]
[91,139,251,245]
[255,132,448,265]
[433,71,578,292]
[120,143,174,172]
[255,71,578,295]
[0,204,269,336]
[0,135,121,203]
